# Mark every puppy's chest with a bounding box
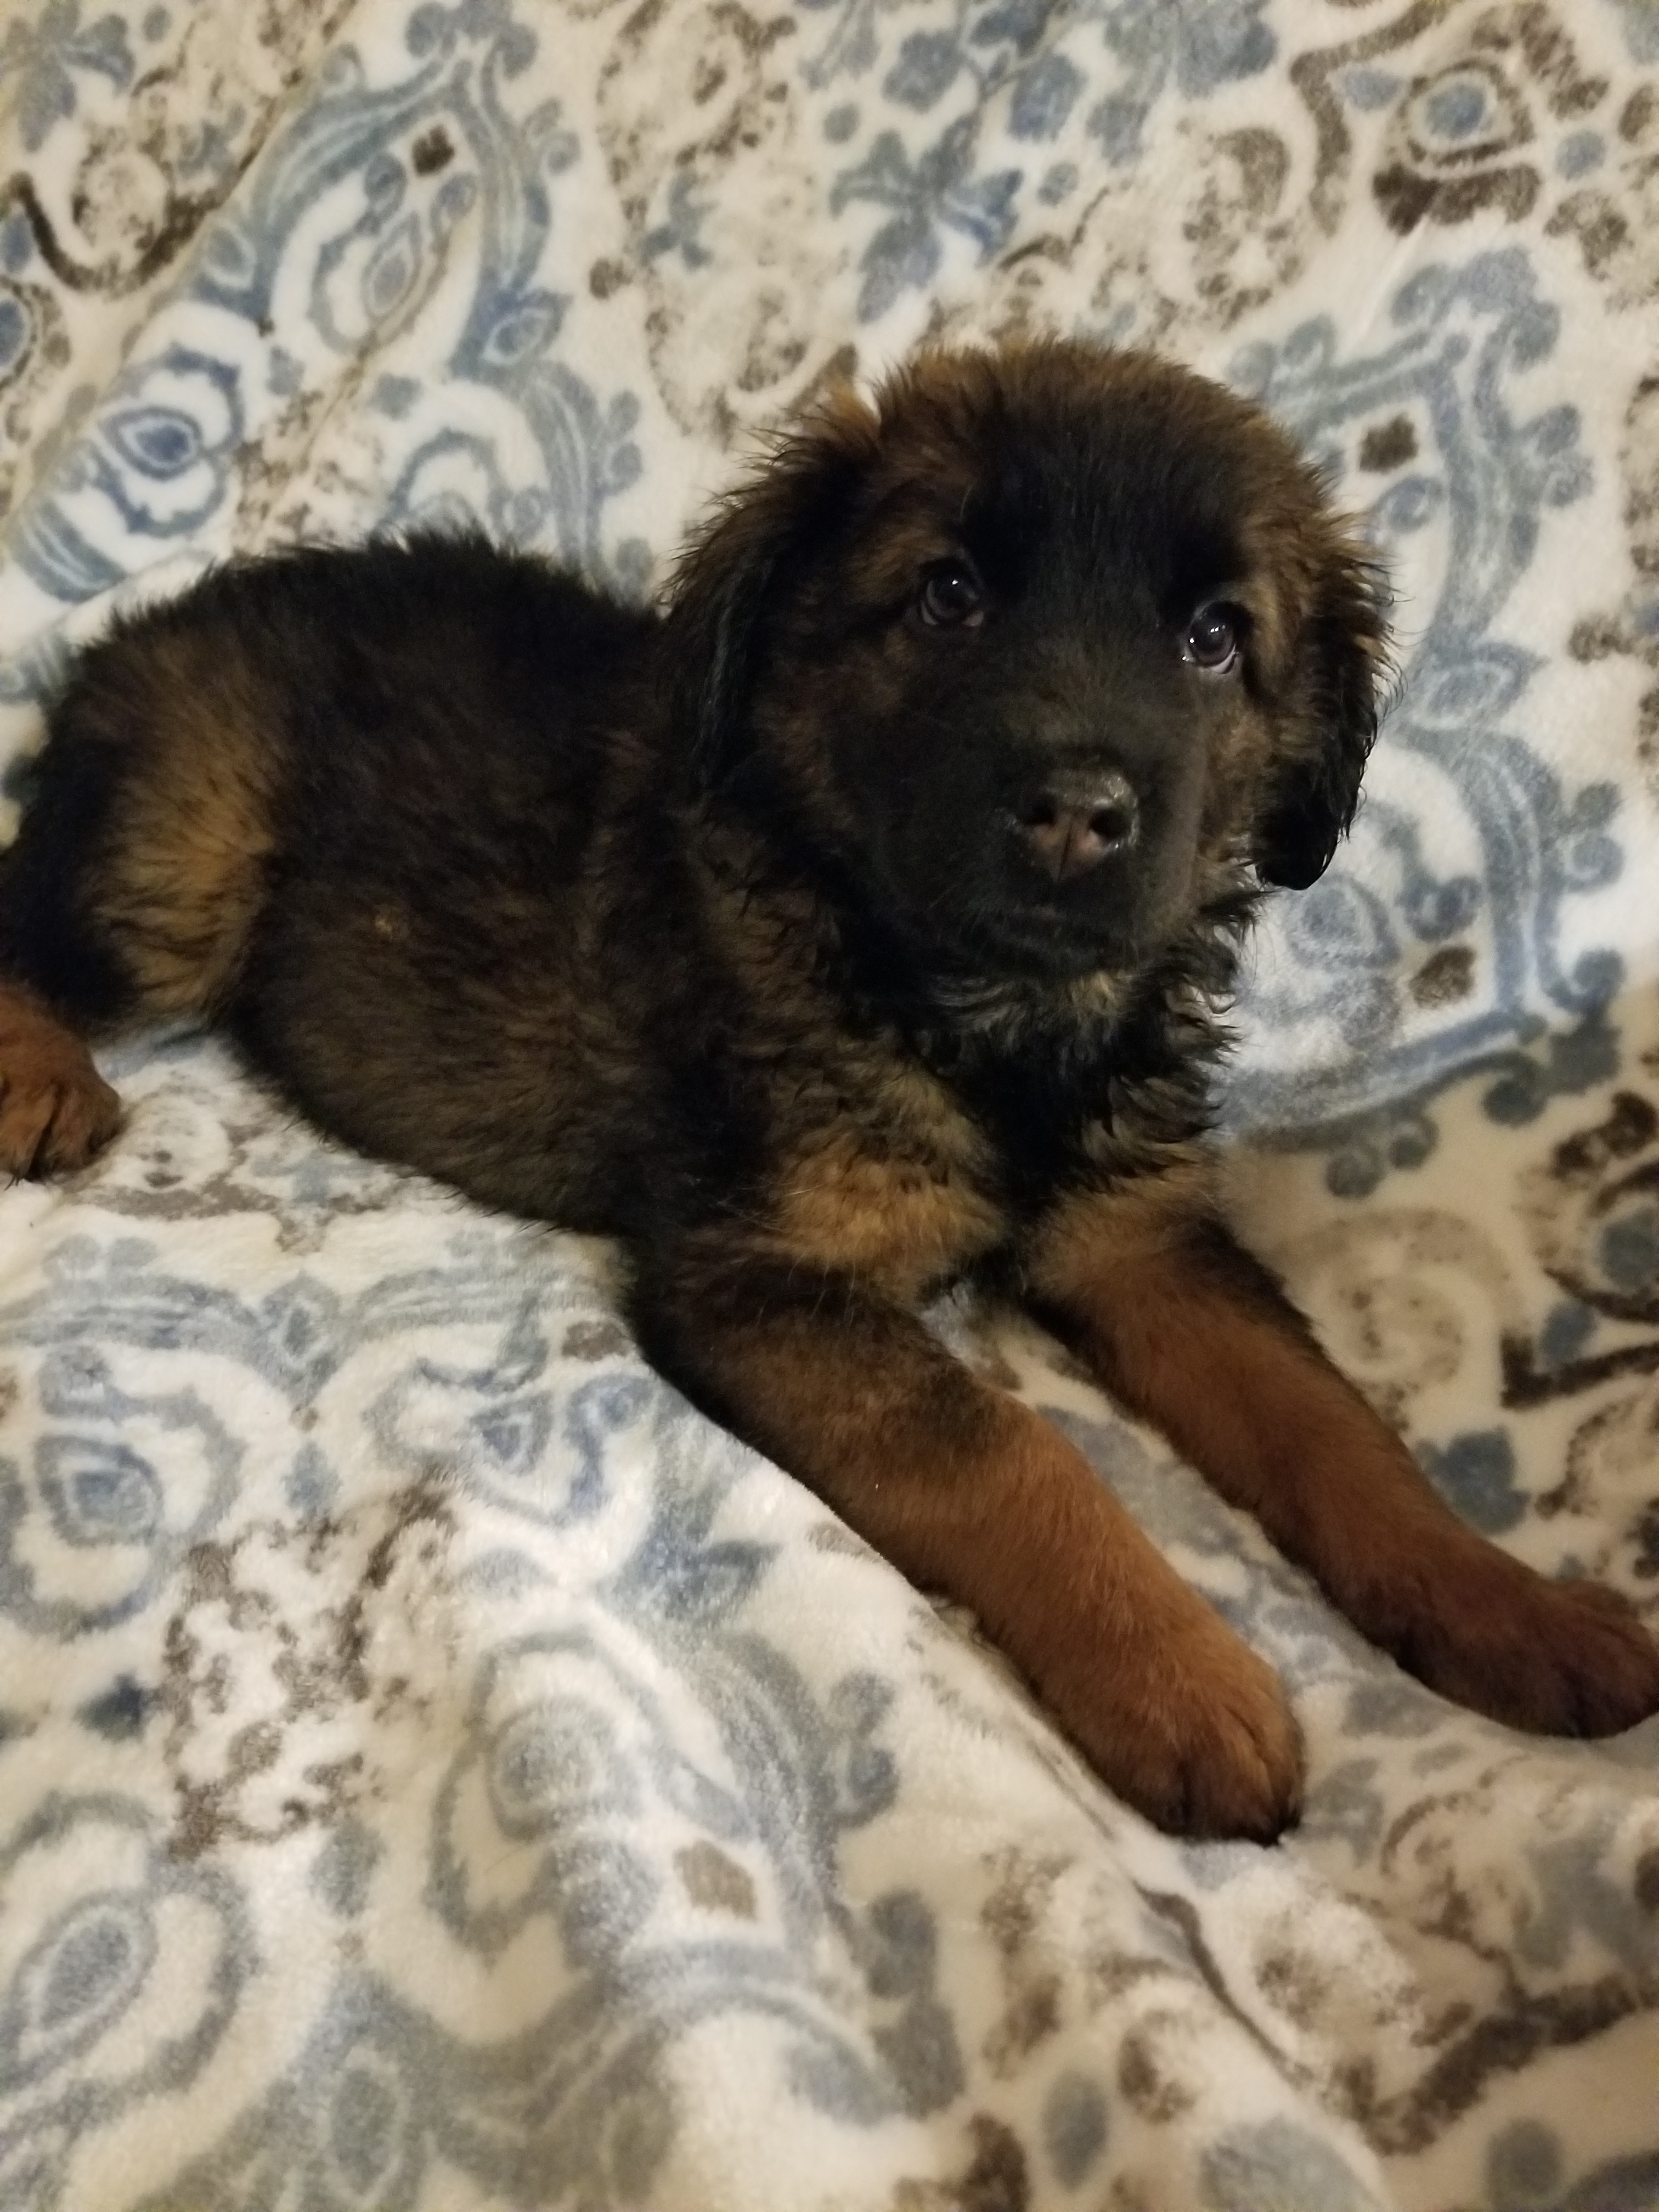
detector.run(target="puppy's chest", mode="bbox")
[761,1051,1005,1302]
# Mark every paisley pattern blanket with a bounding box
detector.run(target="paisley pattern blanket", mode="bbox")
[2,2,1658,2205]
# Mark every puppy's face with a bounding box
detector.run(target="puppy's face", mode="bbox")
[670,343,1386,988]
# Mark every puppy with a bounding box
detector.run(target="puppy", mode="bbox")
[3,341,1656,1837]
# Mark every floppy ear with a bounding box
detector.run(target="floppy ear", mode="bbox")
[1254,540,1390,891]
[663,390,878,790]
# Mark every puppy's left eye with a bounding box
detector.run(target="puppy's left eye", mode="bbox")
[917,561,986,630]
[1183,602,1245,673]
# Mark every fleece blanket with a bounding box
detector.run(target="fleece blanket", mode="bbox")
[2,2,1658,2205]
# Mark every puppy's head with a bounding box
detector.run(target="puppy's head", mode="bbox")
[666,340,1386,985]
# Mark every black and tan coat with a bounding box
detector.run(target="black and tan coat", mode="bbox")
[3,341,1654,1836]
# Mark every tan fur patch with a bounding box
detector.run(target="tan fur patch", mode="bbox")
[92,634,278,1016]
[1028,1159,1219,1284]
[769,1050,1002,1297]
[772,1121,1004,1302]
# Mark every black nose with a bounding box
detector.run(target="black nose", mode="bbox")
[1013,769,1139,883]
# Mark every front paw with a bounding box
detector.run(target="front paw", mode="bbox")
[0,989,121,1178]
[1389,1549,1659,1738]
[1062,1609,1304,1841]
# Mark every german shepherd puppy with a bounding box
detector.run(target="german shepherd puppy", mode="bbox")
[3,342,1655,1837]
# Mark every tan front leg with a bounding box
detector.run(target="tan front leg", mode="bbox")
[1025,1177,1659,1736]
[633,1234,1301,1837]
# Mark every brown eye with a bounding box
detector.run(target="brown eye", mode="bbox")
[1184,601,1243,672]
[918,561,985,630]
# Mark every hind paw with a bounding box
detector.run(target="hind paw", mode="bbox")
[0,983,121,1177]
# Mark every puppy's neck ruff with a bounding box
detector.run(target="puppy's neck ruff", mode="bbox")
[691,778,1256,1181]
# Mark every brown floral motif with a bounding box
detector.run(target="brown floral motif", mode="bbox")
[885,2113,1030,2212]
[1351,1770,1659,2154]
[952,110,1310,364]
[1121,121,1302,332]
[979,1847,1070,2080]
[0,270,69,522]
[1519,1088,1659,1330]
[1245,1204,1522,1434]
[1540,1381,1659,1578]
[159,1477,461,1861]
[1569,369,1659,794]
[1373,4,1606,234]
[7,0,354,295]
[595,0,846,445]
[1507,1084,1659,1425]
[1284,0,1455,236]
[1375,61,1537,232]
[906,8,1460,368]
[1547,81,1659,313]
[0,0,354,526]
[969,0,1585,360]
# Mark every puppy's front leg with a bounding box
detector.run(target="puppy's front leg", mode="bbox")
[1026,1180,1659,1735]
[631,1235,1301,1838]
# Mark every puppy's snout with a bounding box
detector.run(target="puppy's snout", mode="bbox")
[1013,768,1139,883]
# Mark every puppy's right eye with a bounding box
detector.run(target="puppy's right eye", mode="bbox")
[917,561,986,630]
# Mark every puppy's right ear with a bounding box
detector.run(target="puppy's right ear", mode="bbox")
[663,390,878,790]
[1254,534,1390,890]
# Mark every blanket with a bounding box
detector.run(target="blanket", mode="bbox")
[2,2,1657,2205]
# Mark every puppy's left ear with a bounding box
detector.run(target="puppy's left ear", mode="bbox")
[663,390,878,790]
[1255,538,1390,891]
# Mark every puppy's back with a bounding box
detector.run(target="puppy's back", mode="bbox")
[1,535,654,1030]
[0,537,685,1217]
